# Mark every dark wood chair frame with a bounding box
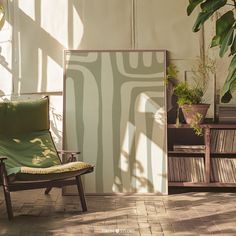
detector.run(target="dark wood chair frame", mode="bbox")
[0,151,94,220]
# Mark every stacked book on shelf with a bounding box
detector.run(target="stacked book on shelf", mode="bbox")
[211,158,236,183]
[211,130,236,153]
[218,105,236,123]
[173,145,205,153]
[168,157,205,182]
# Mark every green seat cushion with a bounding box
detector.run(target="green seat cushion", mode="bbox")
[13,161,93,181]
[0,130,61,176]
[0,97,49,134]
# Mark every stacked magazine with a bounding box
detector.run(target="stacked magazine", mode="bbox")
[211,158,236,183]
[211,130,236,153]
[168,157,205,182]
[218,105,236,123]
[173,145,205,153]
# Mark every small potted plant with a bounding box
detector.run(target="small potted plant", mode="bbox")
[174,82,210,135]
[168,56,216,135]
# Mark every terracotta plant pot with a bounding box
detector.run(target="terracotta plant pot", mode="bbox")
[181,104,210,124]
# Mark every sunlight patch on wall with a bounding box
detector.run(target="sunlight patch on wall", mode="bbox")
[18,0,35,21]
[135,132,149,192]
[112,176,122,192]
[119,153,129,175]
[121,122,136,158]
[49,96,63,149]
[153,108,165,126]
[136,133,149,170]
[120,122,136,172]
[37,48,42,92]
[137,92,163,113]
[73,5,84,49]
[0,64,12,95]
[41,0,68,47]
[0,22,11,39]
[46,55,63,91]
[17,31,22,94]
[0,39,12,95]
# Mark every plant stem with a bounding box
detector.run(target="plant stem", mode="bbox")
[176,107,180,128]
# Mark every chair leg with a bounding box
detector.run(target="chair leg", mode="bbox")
[75,175,87,212]
[45,187,52,195]
[3,184,13,220]
[0,163,13,220]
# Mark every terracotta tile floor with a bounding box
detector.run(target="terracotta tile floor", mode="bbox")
[0,188,236,235]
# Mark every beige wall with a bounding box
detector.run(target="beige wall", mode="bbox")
[0,0,229,143]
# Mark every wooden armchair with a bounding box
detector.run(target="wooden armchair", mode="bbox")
[0,96,94,220]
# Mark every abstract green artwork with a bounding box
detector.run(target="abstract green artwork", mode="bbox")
[64,50,167,194]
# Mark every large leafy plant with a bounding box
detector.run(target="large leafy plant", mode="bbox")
[187,0,236,103]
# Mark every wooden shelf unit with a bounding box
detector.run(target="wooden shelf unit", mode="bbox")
[168,123,236,187]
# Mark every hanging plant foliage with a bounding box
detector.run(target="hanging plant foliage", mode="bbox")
[187,0,236,103]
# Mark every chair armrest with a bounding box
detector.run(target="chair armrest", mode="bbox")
[57,150,81,155]
[57,150,80,163]
[0,156,7,163]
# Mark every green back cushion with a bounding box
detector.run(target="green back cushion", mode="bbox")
[0,97,49,134]
[0,130,61,176]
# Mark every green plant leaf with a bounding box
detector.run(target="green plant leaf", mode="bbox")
[221,54,236,102]
[229,78,236,92]
[221,91,233,103]
[167,64,179,79]
[230,36,236,56]
[192,0,227,32]
[216,11,234,38]
[219,27,234,57]
[200,0,227,12]
[193,11,212,32]
[211,11,235,48]
[211,35,221,48]
[187,0,204,16]
[187,0,236,103]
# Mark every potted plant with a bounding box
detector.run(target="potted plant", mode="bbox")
[168,56,216,135]
[174,82,210,135]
